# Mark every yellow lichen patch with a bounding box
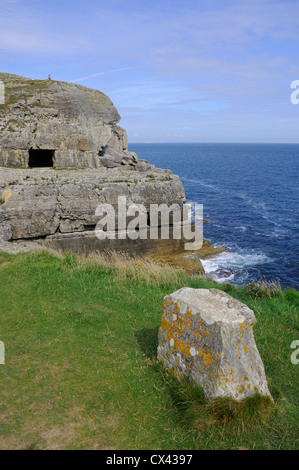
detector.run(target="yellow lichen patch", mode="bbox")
[236,328,245,350]
[177,341,185,353]
[173,302,179,314]
[195,327,201,340]
[204,353,213,365]
[244,345,249,354]
[198,348,203,357]
[184,341,191,357]
[160,314,172,333]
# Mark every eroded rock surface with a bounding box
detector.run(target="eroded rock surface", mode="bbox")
[0,167,184,241]
[158,287,271,401]
[0,73,150,170]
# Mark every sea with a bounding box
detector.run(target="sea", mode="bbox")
[128,143,299,289]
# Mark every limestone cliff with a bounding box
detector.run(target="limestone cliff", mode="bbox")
[0,72,131,168]
[0,166,184,241]
[0,73,224,272]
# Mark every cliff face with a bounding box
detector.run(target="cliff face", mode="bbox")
[0,73,189,256]
[0,73,129,168]
[0,73,223,273]
[0,166,185,241]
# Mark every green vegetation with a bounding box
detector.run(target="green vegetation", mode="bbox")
[0,76,52,109]
[31,103,50,109]
[0,250,298,450]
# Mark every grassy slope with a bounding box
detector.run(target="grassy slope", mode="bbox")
[0,250,298,450]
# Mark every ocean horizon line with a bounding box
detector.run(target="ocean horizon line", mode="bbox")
[129,141,299,145]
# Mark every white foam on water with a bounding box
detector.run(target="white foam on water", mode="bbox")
[200,250,272,284]
[234,225,247,232]
[182,178,221,192]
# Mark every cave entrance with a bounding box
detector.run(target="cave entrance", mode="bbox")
[28,149,55,168]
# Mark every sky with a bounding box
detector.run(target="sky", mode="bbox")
[1,0,299,143]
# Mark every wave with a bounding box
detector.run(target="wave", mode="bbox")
[200,250,272,284]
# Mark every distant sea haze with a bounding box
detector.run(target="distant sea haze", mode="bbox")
[129,143,299,289]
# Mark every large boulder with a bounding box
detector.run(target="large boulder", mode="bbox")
[157,287,271,401]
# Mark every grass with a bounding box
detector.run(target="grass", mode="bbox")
[0,249,298,450]
[161,372,276,429]
[243,278,282,299]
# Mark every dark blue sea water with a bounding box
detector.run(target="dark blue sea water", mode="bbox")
[129,143,299,289]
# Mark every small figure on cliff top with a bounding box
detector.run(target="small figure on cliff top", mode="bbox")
[48,74,52,80]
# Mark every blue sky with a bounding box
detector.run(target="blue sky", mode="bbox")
[1,0,299,143]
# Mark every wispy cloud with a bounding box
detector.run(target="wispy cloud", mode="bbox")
[71,67,136,83]
[71,72,105,83]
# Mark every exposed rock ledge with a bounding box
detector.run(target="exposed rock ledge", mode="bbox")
[0,167,224,274]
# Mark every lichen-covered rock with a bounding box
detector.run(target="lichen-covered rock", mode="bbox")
[157,287,271,401]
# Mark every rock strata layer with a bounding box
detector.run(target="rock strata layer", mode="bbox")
[0,166,184,239]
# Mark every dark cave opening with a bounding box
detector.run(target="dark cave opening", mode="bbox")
[28,149,55,167]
